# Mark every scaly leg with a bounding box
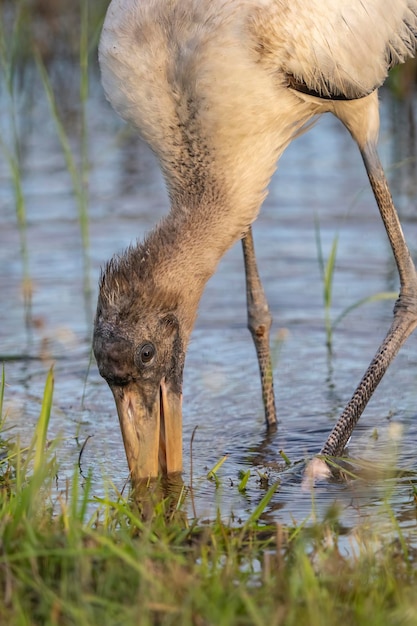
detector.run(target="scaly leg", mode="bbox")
[320,143,417,457]
[242,227,277,428]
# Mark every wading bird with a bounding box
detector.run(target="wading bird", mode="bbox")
[93,0,417,483]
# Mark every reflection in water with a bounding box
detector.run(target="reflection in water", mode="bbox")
[129,472,187,523]
[1,65,417,532]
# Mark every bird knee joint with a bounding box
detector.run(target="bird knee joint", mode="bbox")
[394,292,417,318]
[248,323,269,340]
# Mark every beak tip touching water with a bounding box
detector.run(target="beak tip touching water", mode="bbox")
[113,378,183,483]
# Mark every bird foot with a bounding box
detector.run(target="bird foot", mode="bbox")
[301,457,331,491]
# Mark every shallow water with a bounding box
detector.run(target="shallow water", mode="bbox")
[1,70,417,535]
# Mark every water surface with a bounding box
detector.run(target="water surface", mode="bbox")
[1,71,417,535]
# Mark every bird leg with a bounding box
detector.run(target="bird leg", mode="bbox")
[242,227,277,427]
[320,143,417,458]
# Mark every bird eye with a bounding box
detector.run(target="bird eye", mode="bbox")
[139,342,156,364]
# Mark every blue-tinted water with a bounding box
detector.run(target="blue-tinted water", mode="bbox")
[1,69,417,536]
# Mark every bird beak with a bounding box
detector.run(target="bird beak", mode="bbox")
[112,378,182,483]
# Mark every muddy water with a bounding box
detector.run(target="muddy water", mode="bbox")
[1,72,417,535]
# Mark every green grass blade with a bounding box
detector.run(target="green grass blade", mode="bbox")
[36,52,92,320]
[0,364,4,421]
[238,470,251,492]
[323,235,339,310]
[244,481,279,528]
[314,214,325,280]
[279,449,291,466]
[33,367,54,475]
[207,454,229,480]
[0,12,32,325]
[315,217,339,350]
[333,291,398,329]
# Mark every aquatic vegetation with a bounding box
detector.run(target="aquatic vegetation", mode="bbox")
[315,218,397,352]
[1,369,417,625]
[0,0,109,327]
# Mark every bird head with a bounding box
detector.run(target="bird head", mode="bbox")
[93,248,187,483]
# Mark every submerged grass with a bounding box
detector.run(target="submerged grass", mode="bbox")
[1,369,417,626]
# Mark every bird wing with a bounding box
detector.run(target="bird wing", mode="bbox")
[252,0,417,99]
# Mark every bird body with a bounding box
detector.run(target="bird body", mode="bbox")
[94,0,417,482]
[100,1,315,269]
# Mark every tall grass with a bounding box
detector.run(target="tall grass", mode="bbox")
[0,1,33,327]
[34,0,107,322]
[315,218,338,350]
[37,54,94,320]
[0,0,108,327]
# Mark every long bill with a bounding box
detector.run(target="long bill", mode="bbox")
[112,378,183,483]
